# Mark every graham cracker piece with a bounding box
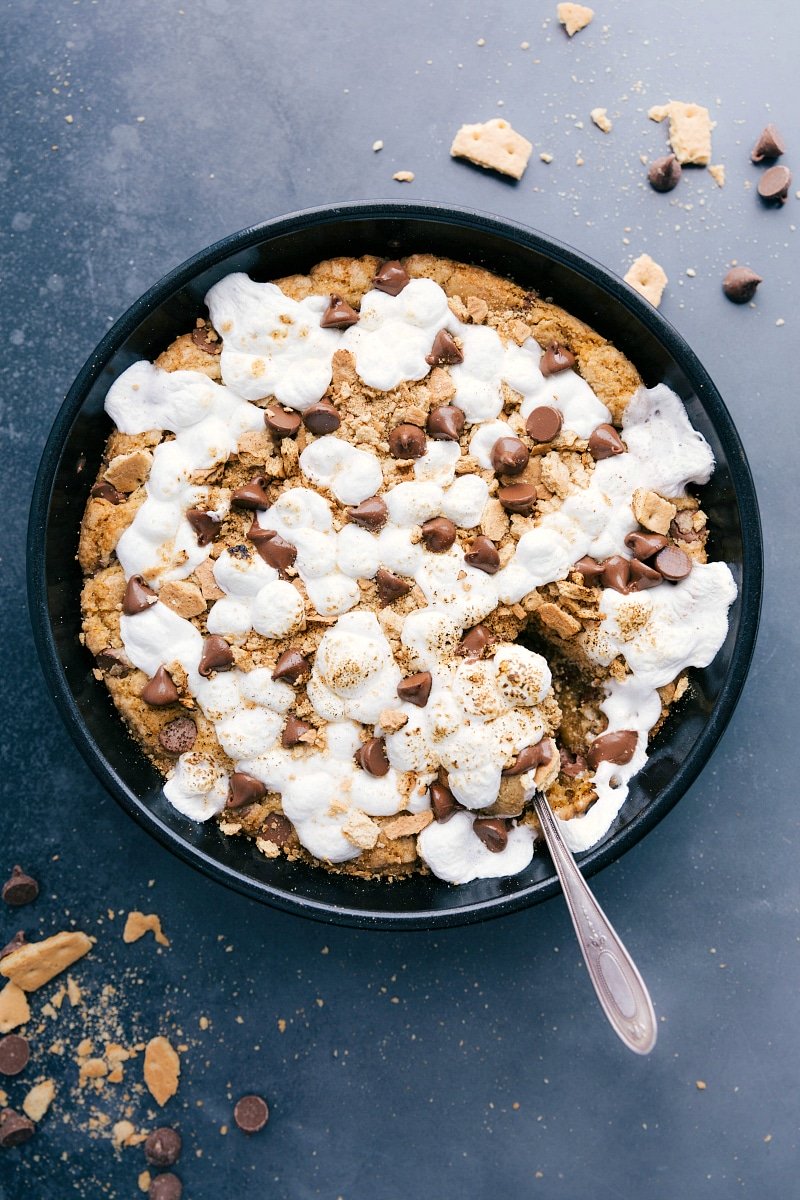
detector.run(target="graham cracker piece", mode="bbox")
[537,602,582,639]
[381,811,434,840]
[450,118,533,180]
[590,107,612,133]
[193,559,225,601]
[342,809,381,851]
[632,488,677,535]
[104,449,152,493]
[158,579,207,619]
[557,3,594,36]
[143,1036,180,1106]
[23,1079,56,1122]
[648,101,714,165]
[624,254,668,308]
[122,912,170,947]
[0,981,30,1033]
[0,931,92,992]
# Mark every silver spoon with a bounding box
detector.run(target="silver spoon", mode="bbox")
[530,790,657,1054]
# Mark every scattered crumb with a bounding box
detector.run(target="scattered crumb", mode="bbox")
[696,1080,707,1091]
[624,254,668,308]
[122,912,170,947]
[450,118,533,180]
[590,107,613,133]
[557,3,594,36]
[539,152,554,164]
[776,318,785,327]
[372,139,383,152]
[277,1018,287,1033]
[686,268,697,277]
[138,1171,152,1193]
[143,1036,181,1106]
[392,171,415,183]
[648,101,714,166]
[23,1079,56,1122]
[199,1016,209,1030]
[0,981,31,1033]
[67,976,82,1007]
[708,163,725,187]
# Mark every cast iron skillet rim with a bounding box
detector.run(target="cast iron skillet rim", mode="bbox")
[27,199,763,930]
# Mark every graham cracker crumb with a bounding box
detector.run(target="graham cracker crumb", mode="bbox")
[0,930,92,992]
[393,170,415,182]
[537,603,582,639]
[590,107,613,133]
[379,708,409,733]
[450,118,533,180]
[648,101,714,165]
[23,1079,56,1122]
[381,811,434,839]
[557,3,594,36]
[158,579,206,619]
[624,254,668,308]
[632,489,677,535]
[708,163,725,187]
[143,1036,180,1106]
[342,809,381,850]
[0,981,31,1033]
[122,912,170,947]
[138,1170,152,1192]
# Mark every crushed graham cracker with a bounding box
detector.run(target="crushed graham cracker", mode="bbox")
[143,1036,180,1106]
[122,912,170,947]
[0,930,92,992]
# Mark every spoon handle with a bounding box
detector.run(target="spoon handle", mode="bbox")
[531,791,657,1055]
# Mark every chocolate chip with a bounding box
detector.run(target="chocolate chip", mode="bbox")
[191,322,222,355]
[90,480,124,505]
[233,1093,270,1134]
[588,423,625,460]
[282,716,313,747]
[95,646,133,676]
[421,517,457,553]
[427,405,465,441]
[670,511,702,544]
[0,931,26,961]
[355,737,390,777]
[261,813,294,847]
[647,153,682,192]
[539,342,576,376]
[347,496,388,531]
[457,624,494,659]
[303,401,341,435]
[397,671,432,707]
[250,527,297,577]
[601,555,631,593]
[0,1036,30,1077]
[198,635,233,677]
[141,666,180,707]
[373,260,410,296]
[628,558,663,591]
[320,294,360,329]
[376,568,411,606]
[227,772,267,810]
[264,405,301,439]
[0,1108,35,1148]
[1,868,39,908]
[232,477,271,510]
[757,164,792,204]
[465,535,500,575]
[430,782,461,822]
[654,544,692,581]
[122,575,158,615]
[525,405,563,442]
[559,748,588,779]
[271,649,310,684]
[473,818,509,852]
[148,1173,183,1200]
[573,556,605,584]
[751,123,786,163]
[502,741,552,776]
[497,484,537,515]
[722,267,762,304]
[158,717,197,755]
[186,508,221,547]
[491,436,530,476]
[144,1127,182,1168]
[388,423,426,459]
[425,329,464,367]
[624,531,669,560]
[587,730,638,770]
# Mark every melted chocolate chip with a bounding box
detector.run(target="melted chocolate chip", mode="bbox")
[347,496,388,531]
[573,556,606,584]
[231,477,271,510]
[251,529,297,577]
[491,436,530,476]
[601,555,631,593]
[0,1108,35,1148]
[473,818,509,853]
[0,1035,29,1077]
[654,544,692,581]
[95,646,133,676]
[587,730,638,770]
[90,481,124,505]
[144,1127,182,1168]
[427,405,465,441]
[122,575,158,615]
[261,813,294,848]
[647,153,682,192]
[421,517,457,553]
[1,867,39,908]
[320,294,360,329]
[376,568,411,606]
[303,401,341,435]
[525,405,563,442]
[628,558,662,591]
[373,260,410,296]
[751,123,786,163]
[281,716,313,747]
[271,649,310,684]
[588,424,625,460]
[465,535,500,575]
[425,329,464,367]
[264,405,301,439]
[191,322,222,354]
[186,508,221,547]
[233,1094,270,1134]
[539,342,576,376]
[722,267,762,304]
[227,772,267,809]
[388,423,426,459]
[355,736,390,777]
[430,782,461,822]
[198,635,233,677]
[397,671,433,707]
[141,666,180,707]
[457,624,494,659]
[497,484,537,515]
[758,165,792,204]
[158,717,197,755]
[502,741,553,776]
[624,531,669,560]
[559,748,588,779]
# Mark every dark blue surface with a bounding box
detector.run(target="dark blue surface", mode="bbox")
[2,1,797,1197]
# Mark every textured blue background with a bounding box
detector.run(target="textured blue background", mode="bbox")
[2,1,797,1196]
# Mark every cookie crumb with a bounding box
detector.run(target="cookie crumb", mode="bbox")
[557,3,594,36]
[450,118,533,180]
[648,101,714,165]
[372,140,384,152]
[0,931,92,993]
[696,1080,707,1090]
[623,254,668,308]
[539,152,554,163]
[393,170,415,183]
[143,1037,181,1107]
[708,163,725,187]
[22,1079,56,1122]
[0,982,30,1033]
[590,107,613,133]
[123,912,170,947]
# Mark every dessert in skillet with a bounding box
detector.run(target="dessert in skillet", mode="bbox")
[79,255,737,883]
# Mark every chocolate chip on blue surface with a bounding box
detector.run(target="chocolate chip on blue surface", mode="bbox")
[722,267,762,304]
[397,671,432,707]
[751,124,786,163]
[355,736,390,777]
[588,424,625,460]
[0,931,26,961]
[198,635,233,677]
[347,496,388,531]
[233,1093,270,1133]
[373,260,410,296]
[757,164,791,204]
[0,1107,35,1148]
[271,649,310,684]
[232,477,271,509]
[0,1035,30,1077]
[148,1174,183,1200]
[425,329,463,366]
[227,772,267,809]
[186,508,221,546]
[141,667,180,707]
[320,294,360,329]
[465,535,500,575]
[303,401,341,435]
[158,716,197,755]
[647,153,682,192]
[144,1126,182,1168]
[539,342,576,376]
[473,817,509,852]
[426,405,465,441]
[2,867,39,908]
[264,405,301,438]
[122,575,158,615]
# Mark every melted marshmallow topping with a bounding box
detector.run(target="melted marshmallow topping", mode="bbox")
[101,269,737,883]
